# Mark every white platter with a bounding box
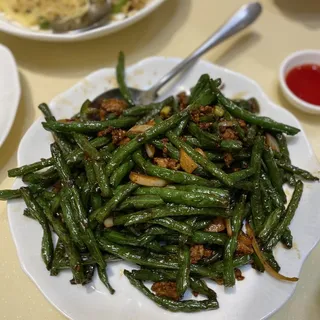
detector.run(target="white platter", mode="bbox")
[0,44,20,147]
[0,0,165,42]
[7,57,320,320]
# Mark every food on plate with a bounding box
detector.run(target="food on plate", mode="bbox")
[0,0,149,29]
[1,52,318,313]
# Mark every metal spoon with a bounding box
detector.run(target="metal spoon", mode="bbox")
[51,0,111,33]
[93,2,262,106]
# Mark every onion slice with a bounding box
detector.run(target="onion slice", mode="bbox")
[180,149,198,173]
[128,125,153,134]
[265,133,280,153]
[145,144,155,158]
[246,223,298,282]
[129,172,168,187]
[104,217,114,228]
[225,218,232,237]
[195,148,207,158]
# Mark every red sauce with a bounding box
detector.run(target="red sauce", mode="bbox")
[285,64,320,106]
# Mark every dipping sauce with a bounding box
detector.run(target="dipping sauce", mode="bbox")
[286,64,320,106]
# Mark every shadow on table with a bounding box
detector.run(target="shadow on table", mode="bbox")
[0,0,191,78]
[273,0,320,30]
[213,31,262,67]
[0,73,34,183]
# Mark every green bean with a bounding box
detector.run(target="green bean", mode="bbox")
[133,150,220,187]
[110,159,134,187]
[42,117,139,133]
[258,208,283,244]
[124,270,219,312]
[151,217,193,236]
[233,98,260,113]
[190,74,211,103]
[117,195,165,211]
[260,172,284,208]
[284,172,297,187]
[263,251,281,272]
[191,231,228,246]
[276,161,319,181]
[170,185,229,199]
[92,160,112,197]
[220,140,243,152]
[113,205,231,226]
[97,265,115,294]
[84,160,96,190]
[136,97,175,125]
[260,181,273,215]
[91,193,102,211]
[167,131,233,186]
[183,136,202,148]
[79,99,93,121]
[246,124,257,145]
[265,180,303,250]
[173,116,189,136]
[60,189,86,251]
[177,245,191,297]
[90,182,138,224]
[8,158,53,178]
[276,133,290,163]
[281,228,293,249]
[39,103,74,155]
[73,133,101,161]
[116,51,135,106]
[216,92,300,135]
[135,186,229,208]
[130,268,176,281]
[152,140,179,159]
[50,194,61,214]
[51,143,106,269]
[250,136,265,233]
[188,122,220,147]
[228,168,255,182]
[36,195,85,284]
[0,185,42,200]
[20,188,54,271]
[263,147,286,201]
[50,239,65,276]
[223,194,246,287]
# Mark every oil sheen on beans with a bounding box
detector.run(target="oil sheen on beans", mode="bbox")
[286,64,320,106]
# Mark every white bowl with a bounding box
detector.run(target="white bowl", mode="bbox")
[279,50,320,114]
[0,0,165,42]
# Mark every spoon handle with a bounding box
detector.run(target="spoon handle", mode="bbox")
[149,2,262,96]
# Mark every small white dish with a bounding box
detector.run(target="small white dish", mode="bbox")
[0,44,20,147]
[7,57,320,320]
[0,0,165,42]
[279,49,320,115]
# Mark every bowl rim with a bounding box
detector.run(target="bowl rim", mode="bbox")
[279,49,320,114]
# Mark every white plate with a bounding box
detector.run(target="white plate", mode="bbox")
[7,57,320,320]
[0,44,20,147]
[0,0,165,42]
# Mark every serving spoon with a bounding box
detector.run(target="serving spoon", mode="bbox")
[51,0,111,33]
[93,2,262,106]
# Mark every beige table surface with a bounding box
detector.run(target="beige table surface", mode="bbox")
[1,0,320,319]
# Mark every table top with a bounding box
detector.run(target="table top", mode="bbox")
[1,0,320,319]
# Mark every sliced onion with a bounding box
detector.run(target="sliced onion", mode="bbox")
[225,218,232,237]
[265,133,280,152]
[104,217,114,228]
[180,149,198,174]
[128,125,153,134]
[129,171,168,187]
[145,144,155,158]
[246,223,298,282]
[195,148,207,158]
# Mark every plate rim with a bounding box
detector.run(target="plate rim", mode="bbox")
[8,56,320,320]
[0,0,166,42]
[0,43,21,147]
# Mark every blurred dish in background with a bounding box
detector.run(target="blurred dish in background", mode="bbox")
[0,44,20,148]
[0,0,164,42]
